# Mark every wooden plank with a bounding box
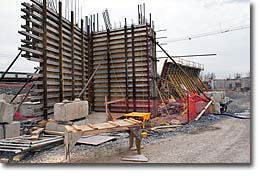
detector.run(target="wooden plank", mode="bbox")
[151,125,182,131]
[107,121,120,127]
[44,130,64,136]
[30,128,44,141]
[104,98,125,105]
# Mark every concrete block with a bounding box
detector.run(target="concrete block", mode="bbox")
[54,99,88,121]
[0,94,25,104]
[19,102,41,117]
[45,121,66,132]
[205,91,225,103]
[0,121,20,139]
[0,100,14,123]
[5,121,20,138]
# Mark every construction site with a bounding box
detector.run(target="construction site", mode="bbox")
[0,0,250,163]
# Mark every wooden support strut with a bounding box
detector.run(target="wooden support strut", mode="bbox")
[43,0,48,119]
[124,19,129,112]
[146,23,151,112]
[131,24,136,111]
[81,19,86,100]
[107,29,111,108]
[87,25,93,103]
[71,11,75,100]
[58,1,64,102]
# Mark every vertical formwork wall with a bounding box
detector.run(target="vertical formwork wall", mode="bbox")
[19,0,158,118]
[91,24,157,113]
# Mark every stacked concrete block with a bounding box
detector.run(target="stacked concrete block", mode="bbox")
[19,101,41,117]
[0,93,26,104]
[0,100,14,123]
[2,122,20,139]
[54,99,89,122]
[46,99,89,132]
[0,122,21,139]
[0,100,20,139]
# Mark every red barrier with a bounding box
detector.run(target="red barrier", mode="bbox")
[188,92,209,123]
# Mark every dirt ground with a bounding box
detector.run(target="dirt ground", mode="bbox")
[19,91,250,164]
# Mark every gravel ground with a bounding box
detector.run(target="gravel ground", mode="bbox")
[18,91,250,164]
[226,91,250,113]
[85,117,250,163]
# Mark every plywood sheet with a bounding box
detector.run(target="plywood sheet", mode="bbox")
[76,135,115,146]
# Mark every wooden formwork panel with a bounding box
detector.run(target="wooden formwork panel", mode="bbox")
[20,0,89,117]
[159,61,207,100]
[91,24,157,113]
[19,0,158,118]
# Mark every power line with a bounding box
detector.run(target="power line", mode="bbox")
[167,24,250,43]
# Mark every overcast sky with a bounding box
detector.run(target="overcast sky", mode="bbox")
[0,0,250,78]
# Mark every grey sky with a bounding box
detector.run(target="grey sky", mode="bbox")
[0,0,250,78]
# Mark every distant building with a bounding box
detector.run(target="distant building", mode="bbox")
[203,76,250,92]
